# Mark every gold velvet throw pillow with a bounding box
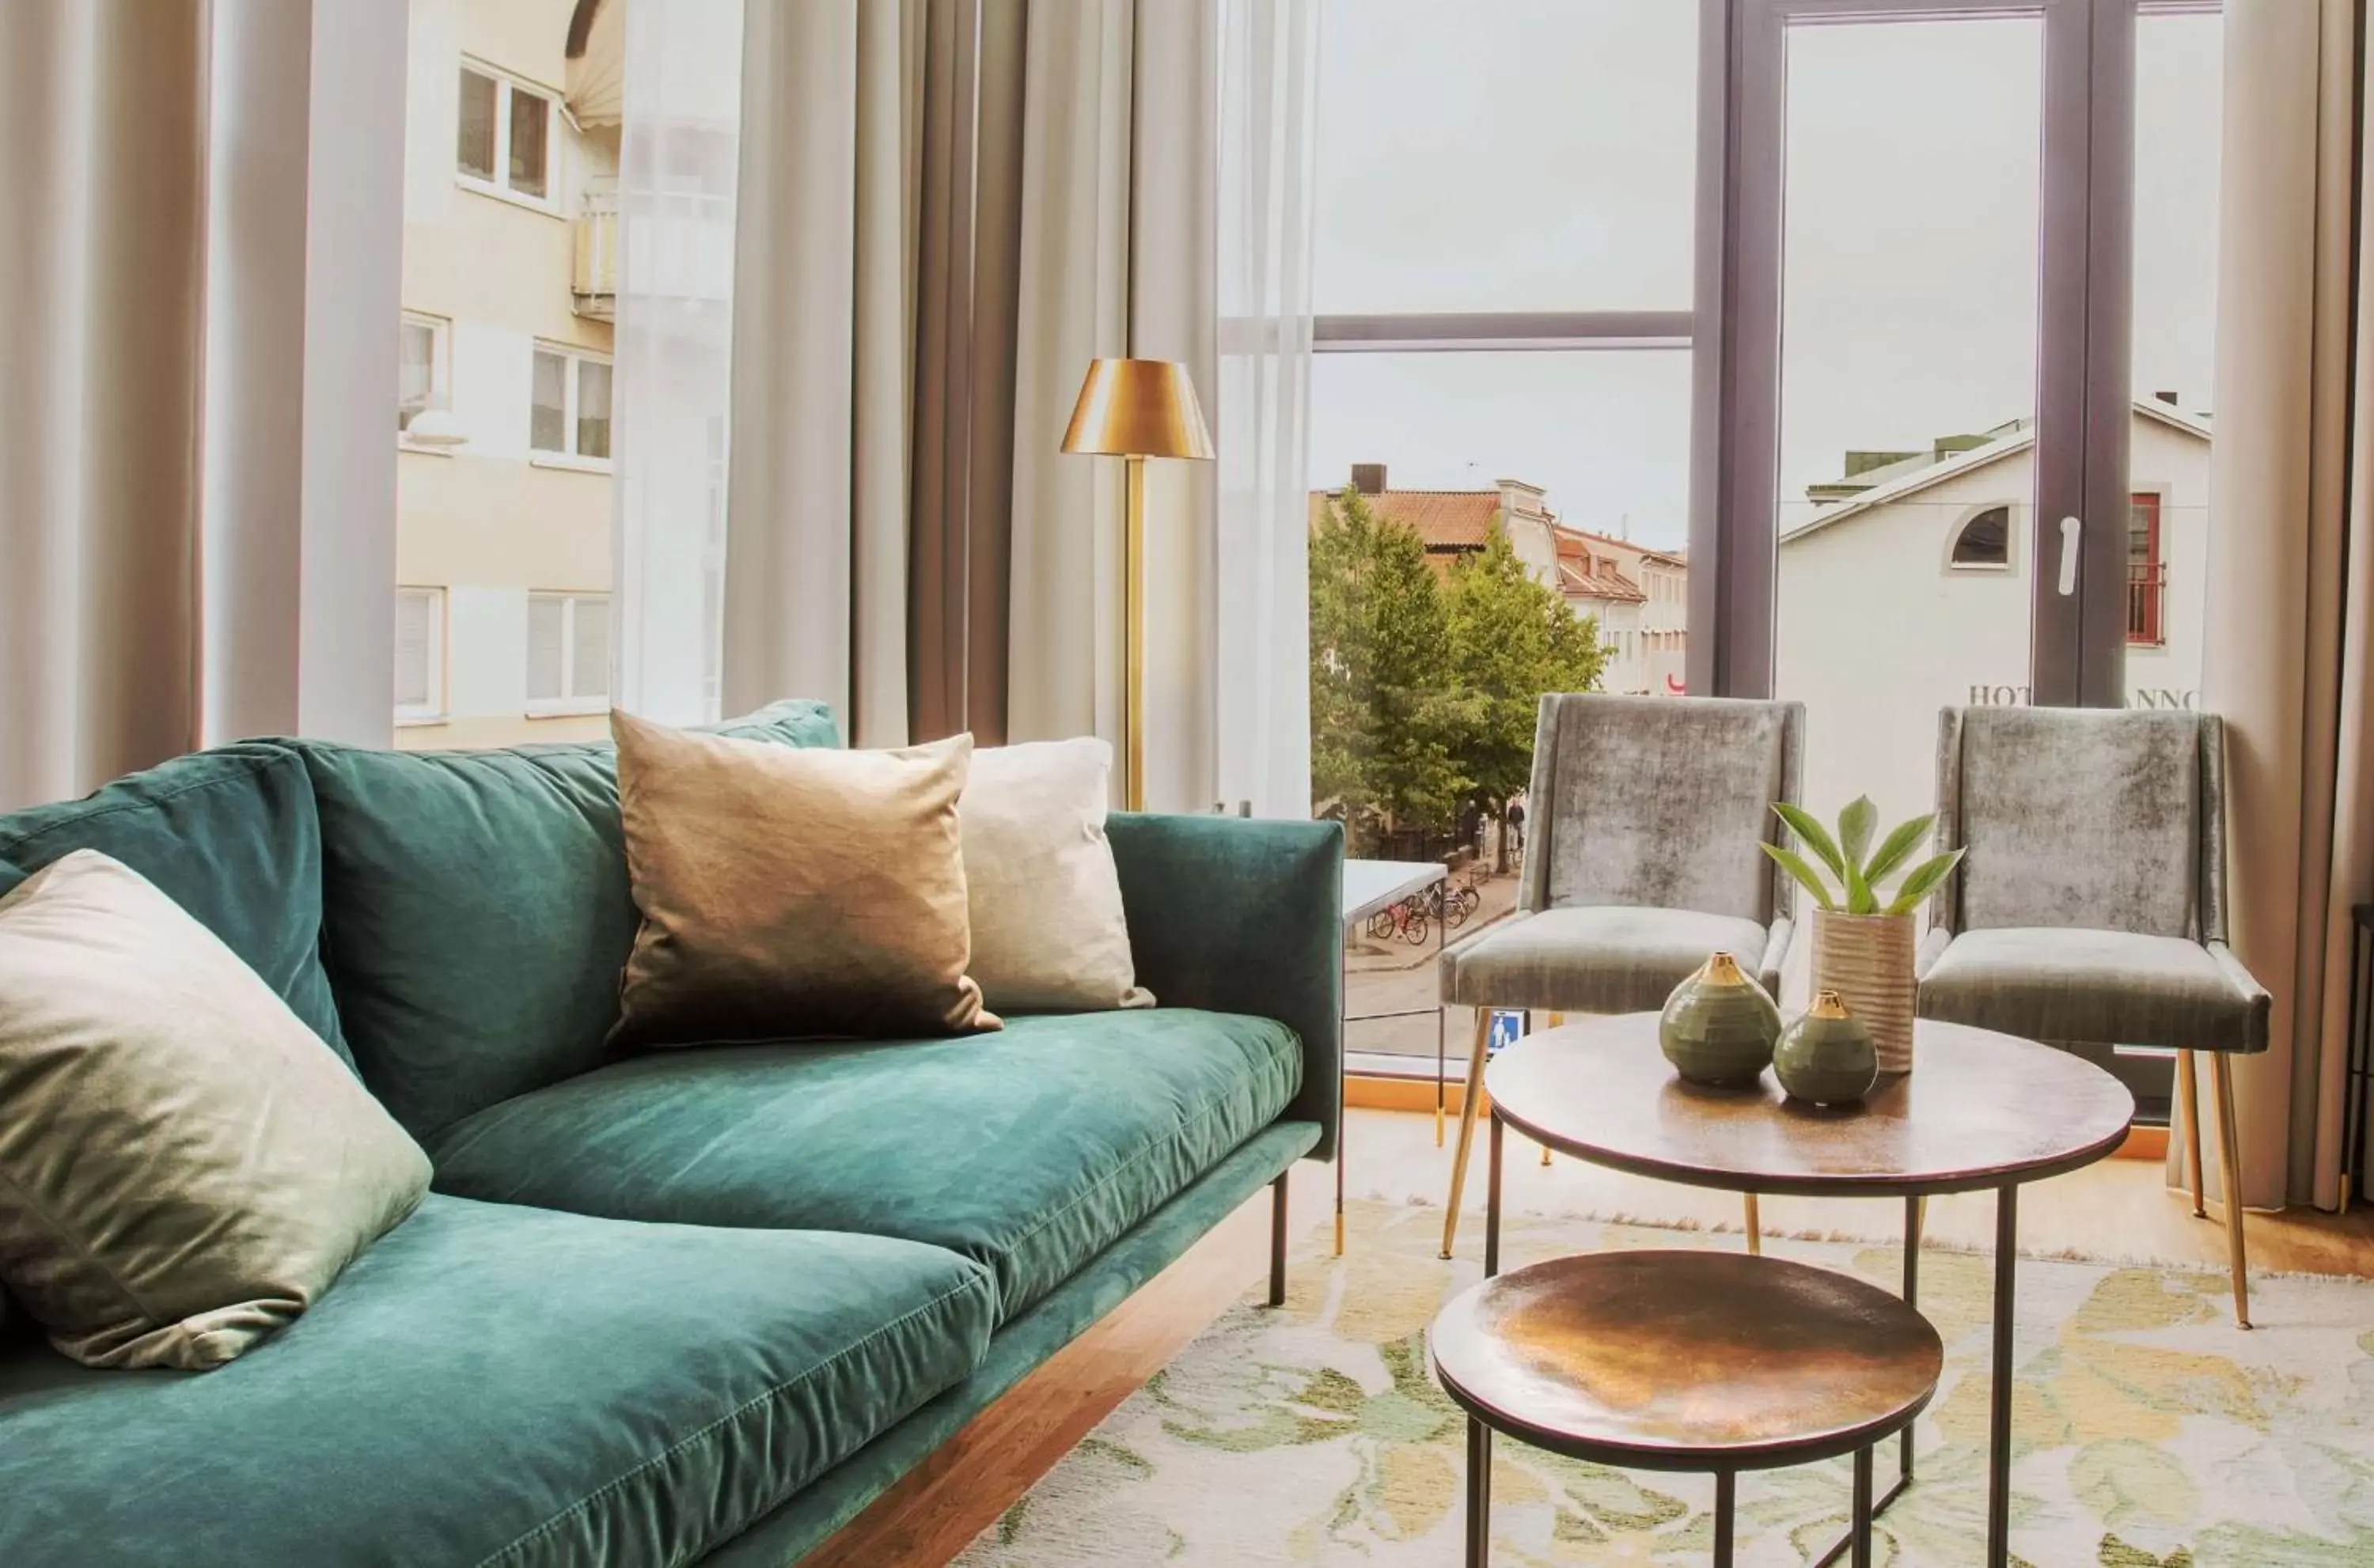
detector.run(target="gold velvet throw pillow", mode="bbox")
[0,851,430,1370]
[610,710,999,1046]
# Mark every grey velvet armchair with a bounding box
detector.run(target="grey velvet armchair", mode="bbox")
[1917,706,2268,1327]
[1436,694,1803,1259]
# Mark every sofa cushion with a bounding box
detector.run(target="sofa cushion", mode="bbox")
[0,1194,995,1568]
[0,744,348,1066]
[287,699,840,1138]
[432,1009,1303,1323]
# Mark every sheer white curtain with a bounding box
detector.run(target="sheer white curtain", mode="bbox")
[1215,0,1322,819]
[611,0,745,726]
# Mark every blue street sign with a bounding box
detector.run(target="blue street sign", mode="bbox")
[1488,1009,1526,1055]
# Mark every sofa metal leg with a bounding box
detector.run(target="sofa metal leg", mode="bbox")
[2177,1048,2207,1218]
[2212,1053,2252,1328]
[1442,1008,1493,1259]
[1265,1172,1291,1308]
[1743,1194,1762,1256]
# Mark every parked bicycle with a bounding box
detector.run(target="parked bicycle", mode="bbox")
[1365,899,1431,945]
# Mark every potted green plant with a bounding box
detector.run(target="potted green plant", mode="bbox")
[1761,797,1963,1074]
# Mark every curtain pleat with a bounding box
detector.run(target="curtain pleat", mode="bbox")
[2196,0,2370,1210]
[727,0,1220,804]
[0,2,208,812]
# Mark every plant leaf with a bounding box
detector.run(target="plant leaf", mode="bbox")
[1759,843,1838,911]
[1844,854,1878,915]
[1773,802,1847,882]
[1837,796,1879,875]
[1862,814,1936,886]
[1884,849,1966,916]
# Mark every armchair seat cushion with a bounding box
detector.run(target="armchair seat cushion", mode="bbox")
[1439,906,1774,1013]
[1917,926,2270,1053]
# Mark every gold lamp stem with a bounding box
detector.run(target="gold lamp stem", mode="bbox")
[1125,454,1147,812]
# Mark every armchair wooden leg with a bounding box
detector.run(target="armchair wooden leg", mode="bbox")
[2212,1053,2252,1329]
[1743,1194,1762,1256]
[2177,1048,2207,1218]
[1442,1008,1493,1260]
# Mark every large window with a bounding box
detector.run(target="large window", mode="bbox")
[1312,0,1699,1065]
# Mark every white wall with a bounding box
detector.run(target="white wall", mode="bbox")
[1775,416,2209,833]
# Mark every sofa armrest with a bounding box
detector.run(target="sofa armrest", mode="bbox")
[1105,813,1344,1161]
[1755,915,1795,999]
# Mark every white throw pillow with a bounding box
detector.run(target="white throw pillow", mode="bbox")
[0,850,430,1369]
[960,738,1153,1013]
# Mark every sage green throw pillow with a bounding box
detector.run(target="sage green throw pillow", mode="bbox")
[0,851,430,1370]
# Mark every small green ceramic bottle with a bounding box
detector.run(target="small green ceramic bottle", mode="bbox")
[1659,951,1782,1087]
[1773,990,1880,1105]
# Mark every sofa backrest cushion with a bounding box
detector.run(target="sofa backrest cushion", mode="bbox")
[287,701,840,1138]
[0,744,350,1067]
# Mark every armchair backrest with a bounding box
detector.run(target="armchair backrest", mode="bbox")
[1520,694,1803,924]
[1933,705,2222,941]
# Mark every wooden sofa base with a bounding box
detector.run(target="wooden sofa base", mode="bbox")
[804,1175,1293,1566]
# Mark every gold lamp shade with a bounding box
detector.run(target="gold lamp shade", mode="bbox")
[1060,358,1215,461]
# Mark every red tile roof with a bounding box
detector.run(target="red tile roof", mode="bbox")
[1307,487,1504,551]
[1550,527,1646,603]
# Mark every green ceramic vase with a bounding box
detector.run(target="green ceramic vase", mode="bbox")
[1773,990,1880,1105]
[1659,951,1781,1087]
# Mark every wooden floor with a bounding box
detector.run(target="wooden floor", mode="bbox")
[808,1104,2374,1565]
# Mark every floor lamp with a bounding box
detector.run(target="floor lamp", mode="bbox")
[1060,358,1214,811]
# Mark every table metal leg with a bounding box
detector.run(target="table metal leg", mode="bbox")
[1902,1195,1923,1484]
[1851,1448,1874,1568]
[1988,1184,2018,1566]
[1466,1417,1491,1566]
[1485,1112,1505,1278]
[1712,1471,1736,1568]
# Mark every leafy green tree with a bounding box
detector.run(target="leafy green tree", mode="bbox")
[1307,490,1463,850]
[1442,521,1607,866]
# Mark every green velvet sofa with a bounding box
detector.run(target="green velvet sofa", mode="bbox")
[0,702,1342,1567]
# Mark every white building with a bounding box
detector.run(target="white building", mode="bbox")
[1776,397,2212,829]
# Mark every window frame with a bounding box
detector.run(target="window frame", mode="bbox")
[528,342,614,470]
[393,586,447,725]
[455,59,562,215]
[1945,502,2018,573]
[525,590,612,717]
[2127,487,2167,646]
[397,310,453,449]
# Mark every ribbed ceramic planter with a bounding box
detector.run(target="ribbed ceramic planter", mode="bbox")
[1811,909,1916,1074]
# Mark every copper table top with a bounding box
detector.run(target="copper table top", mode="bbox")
[1430,1250,1944,1471]
[1485,1013,2135,1198]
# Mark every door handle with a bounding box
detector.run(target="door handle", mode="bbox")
[2057,516,2081,597]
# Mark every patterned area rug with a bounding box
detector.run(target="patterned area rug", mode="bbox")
[957,1200,2374,1566]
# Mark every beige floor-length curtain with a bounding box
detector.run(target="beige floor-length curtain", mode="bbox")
[0,0,403,814]
[727,0,1221,809]
[0,3,210,812]
[2198,0,2373,1211]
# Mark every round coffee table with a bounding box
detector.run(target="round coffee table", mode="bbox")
[1477,1013,2134,1568]
[1432,1250,1943,1566]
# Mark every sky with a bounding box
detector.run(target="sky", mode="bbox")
[1305,1,2224,551]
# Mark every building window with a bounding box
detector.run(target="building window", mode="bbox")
[2129,491,2166,646]
[1949,506,2012,569]
[394,588,446,723]
[528,592,611,714]
[457,63,554,206]
[397,312,449,437]
[531,346,612,464]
